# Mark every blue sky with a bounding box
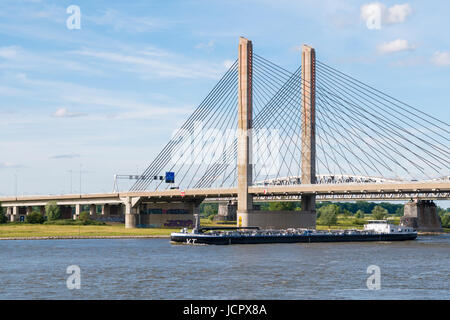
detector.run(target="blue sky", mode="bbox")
[0,0,449,199]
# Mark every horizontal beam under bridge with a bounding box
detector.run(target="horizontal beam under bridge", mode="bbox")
[1,182,450,206]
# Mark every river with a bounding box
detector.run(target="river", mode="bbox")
[0,235,449,299]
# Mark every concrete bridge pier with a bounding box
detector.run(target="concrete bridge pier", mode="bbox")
[10,206,19,222]
[73,204,81,220]
[102,204,110,217]
[214,201,237,222]
[125,197,139,228]
[89,204,96,217]
[401,200,443,232]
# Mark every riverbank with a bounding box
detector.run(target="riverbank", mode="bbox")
[0,235,170,240]
[0,224,178,239]
[0,222,447,240]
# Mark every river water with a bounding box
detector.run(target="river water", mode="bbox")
[0,235,449,299]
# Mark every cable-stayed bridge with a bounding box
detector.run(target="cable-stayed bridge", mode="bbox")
[1,37,449,229]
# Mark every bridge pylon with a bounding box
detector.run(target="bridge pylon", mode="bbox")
[236,37,254,224]
[236,39,316,229]
[301,44,317,221]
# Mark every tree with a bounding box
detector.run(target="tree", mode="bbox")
[342,209,353,217]
[45,201,61,221]
[371,205,388,220]
[268,202,296,211]
[25,211,45,224]
[441,214,450,228]
[395,207,404,217]
[0,203,7,224]
[79,211,90,222]
[355,210,365,219]
[320,204,339,228]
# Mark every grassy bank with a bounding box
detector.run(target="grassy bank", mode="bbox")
[0,218,235,239]
[0,217,446,239]
[0,224,180,238]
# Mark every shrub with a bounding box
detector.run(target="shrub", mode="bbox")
[353,218,366,226]
[79,211,90,222]
[342,209,353,217]
[25,212,45,224]
[44,219,105,226]
[268,202,296,211]
[0,203,7,224]
[355,210,365,219]
[46,201,61,221]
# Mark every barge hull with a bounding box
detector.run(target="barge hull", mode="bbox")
[170,233,417,245]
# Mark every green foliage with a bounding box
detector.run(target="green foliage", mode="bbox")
[268,202,296,211]
[355,210,365,219]
[316,201,403,215]
[199,203,218,218]
[395,207,404,217]
[319,204,339,227]
[45,201,61,221]
[79,211,90,222]
[353,218,366,226]
[44,219,105,226]
[203,204,216,216]
[441,214,450,228]
[371,205,388,220]
[342,209,353,217]
[25,212,45,224]
[0,203,7,224]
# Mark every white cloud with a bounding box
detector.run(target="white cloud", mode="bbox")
[361,2,412,29]
[386,4,413,24]
[52,108,85,118]
[0,45,21,59]
[195,40,215,53]
[377,39,415,54]
[72,48,226,79]
[51,153,81,159]
[86,9,173,33]
[431,51,450,66]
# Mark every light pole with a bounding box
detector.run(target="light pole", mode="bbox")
[79,164,82,194]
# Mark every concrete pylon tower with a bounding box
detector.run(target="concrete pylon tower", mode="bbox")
[237,37,253,221]
[301,44,316,214]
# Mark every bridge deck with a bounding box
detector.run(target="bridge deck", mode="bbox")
[1,181,449,206]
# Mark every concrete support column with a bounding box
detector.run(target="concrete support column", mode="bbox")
[26,206,33,216]
[401,200,443,232]
[301,44,316,220]
[40,206,45,216]
[89,204,96,217]
[237,36,253,225]
[102,204,110,217]
[6,207,12,220]
[125,197,138,228]
[74,204,81,220]
[11,206,19,222]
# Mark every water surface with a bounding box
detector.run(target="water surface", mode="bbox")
[0,235,448,299]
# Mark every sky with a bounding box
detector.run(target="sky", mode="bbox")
[0,0,449,201]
